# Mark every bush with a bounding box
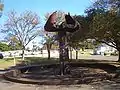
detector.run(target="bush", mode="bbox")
[0,42,11,51]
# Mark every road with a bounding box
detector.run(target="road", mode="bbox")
[24,50,118,61]
[39,50,118,61]
[4,50,118,61]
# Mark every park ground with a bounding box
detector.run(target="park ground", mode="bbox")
[0,49,118,69]
[0,52,119,90]
[1,76,120,90]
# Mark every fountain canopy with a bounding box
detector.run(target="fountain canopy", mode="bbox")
[44,11,80,32]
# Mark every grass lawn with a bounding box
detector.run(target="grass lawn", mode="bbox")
[0,58,17,69]
[0,57,23,69]
[0,57,59,69]
[0,56,118,70]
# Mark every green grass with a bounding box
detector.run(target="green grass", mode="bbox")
[0,58,18,69]
[0,56,118,70]
[0,57,24,69]
[0,57,59,69]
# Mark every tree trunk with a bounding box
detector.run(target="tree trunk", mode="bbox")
[70,47,72,59]
[65,48,69,60]
[118,50,120,62]
[82,47,84,51]
[22,49,25,61]
[47,44,51,60]
[47,48,50,60]
[76,50,78,60]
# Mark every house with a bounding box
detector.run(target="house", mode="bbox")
[93,43,117,55]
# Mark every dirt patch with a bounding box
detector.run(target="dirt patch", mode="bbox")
[4,63,117,85]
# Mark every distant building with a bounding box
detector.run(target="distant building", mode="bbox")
[94,43,117,55]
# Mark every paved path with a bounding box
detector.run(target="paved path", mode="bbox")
[1,76,120,90]
[0,75,95,90]
[0,71,96,90]
[0,70,120,89]
[91,80,120,90]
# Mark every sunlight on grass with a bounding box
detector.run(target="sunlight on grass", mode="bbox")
[0,59,16,69]
[0,57,23,69]
[0,56,117,70]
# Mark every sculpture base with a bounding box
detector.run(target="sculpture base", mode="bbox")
[4,63,116,85]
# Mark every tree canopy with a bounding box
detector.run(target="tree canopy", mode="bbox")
[1,10,42,60]
[85,0,120,61]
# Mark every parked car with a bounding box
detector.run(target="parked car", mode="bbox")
[0,53,3,59]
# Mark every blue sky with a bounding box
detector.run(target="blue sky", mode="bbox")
[0,0,92,24]
[0,0,92,42]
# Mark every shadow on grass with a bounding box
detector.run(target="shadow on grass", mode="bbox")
[69,59,119,73]
[15,57,119,74]
[17,57,119,67]
[25,57,59,65]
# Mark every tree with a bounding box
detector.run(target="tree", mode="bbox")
[86,0,120,61]
[66,15,90,59]
[2,10,41,60]
[8,36,22,50]
[43,32,56,59]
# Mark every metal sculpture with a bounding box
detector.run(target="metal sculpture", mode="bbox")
[44,11,79,32]
[44,11,80,75]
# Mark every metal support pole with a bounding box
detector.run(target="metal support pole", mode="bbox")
[58,32,66,75]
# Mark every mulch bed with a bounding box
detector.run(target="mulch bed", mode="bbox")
[4,63,118,85]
